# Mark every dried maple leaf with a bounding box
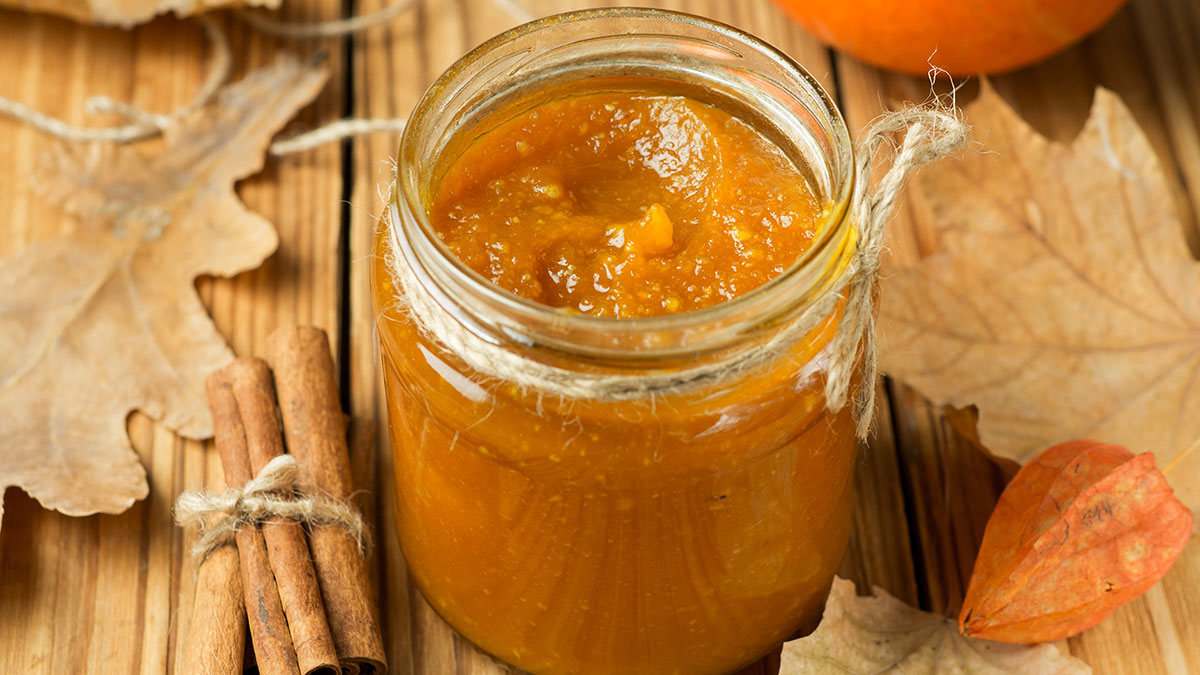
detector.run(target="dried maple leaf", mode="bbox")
[879,83,1200,514]
[0,0,279,28]
[960,440,1192,643]
[780,577,1090,674]
[0,55,328,529]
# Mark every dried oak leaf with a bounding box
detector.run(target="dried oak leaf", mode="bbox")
[879,83,1200,514]
[960,439,1192,643]
[0,55,328,529]
[779,577,1090,674]
[0,0,279,29]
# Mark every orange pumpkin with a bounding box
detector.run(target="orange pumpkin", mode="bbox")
[772,0,1129,75]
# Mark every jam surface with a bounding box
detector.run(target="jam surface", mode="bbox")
[430,91,822,317]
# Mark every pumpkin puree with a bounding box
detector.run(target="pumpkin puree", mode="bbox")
[430,91,822,317]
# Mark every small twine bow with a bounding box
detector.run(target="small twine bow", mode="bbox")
[174,454,365,564]
[831,104,971,437]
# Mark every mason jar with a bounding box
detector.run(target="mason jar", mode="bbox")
[372,8,859,674]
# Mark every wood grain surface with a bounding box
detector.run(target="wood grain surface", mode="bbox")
[0,0,1197,673]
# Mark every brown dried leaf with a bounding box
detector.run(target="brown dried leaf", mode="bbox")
[879,83,1200,514]
[0,56,328,528]
[779,577,1090,674]
[0,0,279,28]
[944,404,1021,479]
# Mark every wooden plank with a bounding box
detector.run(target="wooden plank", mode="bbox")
[884,382,1008,615]
[0,14,210,674]
[349,3,532,672]
[0,2,346,672]
[837,380,921,606]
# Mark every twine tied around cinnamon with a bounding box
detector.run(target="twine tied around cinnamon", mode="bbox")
[384,106,968,438]
[174,454,365,564]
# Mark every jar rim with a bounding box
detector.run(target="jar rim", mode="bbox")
[389,7,856,345]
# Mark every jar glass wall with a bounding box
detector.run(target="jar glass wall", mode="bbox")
[371,9,858,675]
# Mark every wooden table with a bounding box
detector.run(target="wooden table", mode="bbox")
[1,0,1197,672]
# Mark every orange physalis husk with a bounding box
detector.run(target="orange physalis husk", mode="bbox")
[959,439,1193,643]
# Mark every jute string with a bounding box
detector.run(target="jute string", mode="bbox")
[492,0,534,23]
[237,0,418,38]
[0,2,420,154]
[385,106,968,438]
[0,15,231,144]
[173,454,365,564]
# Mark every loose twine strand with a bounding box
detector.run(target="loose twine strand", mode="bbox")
[384,105,968,438]
[0,14,230,143]
[174,454,365,564]
[0,1,424,153]
[269,117,409,155]
[237,0,417,38]
[492,0,534,23]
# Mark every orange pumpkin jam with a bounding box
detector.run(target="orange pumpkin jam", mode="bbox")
[429,91,822,317]
[373,84,856,675]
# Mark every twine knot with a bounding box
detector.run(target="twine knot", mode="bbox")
[174,454,365,564]
[832,104,970,437]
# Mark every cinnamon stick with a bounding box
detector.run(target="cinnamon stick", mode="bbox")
[205,367,299,675]
[178,519,245,675]
[223,359,340,675]
[268,327,387,674]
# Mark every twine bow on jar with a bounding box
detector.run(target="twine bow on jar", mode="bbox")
[831,106,971,436]
[383,106,969,438]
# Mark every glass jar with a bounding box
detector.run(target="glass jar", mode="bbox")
[372,8,858,675]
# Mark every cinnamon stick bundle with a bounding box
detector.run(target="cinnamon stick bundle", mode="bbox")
[206,359,339,675]
[268,327,387,674]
